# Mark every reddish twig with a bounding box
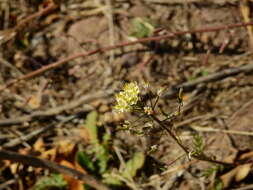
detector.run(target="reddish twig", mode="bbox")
[1,21,253,92]
[15,3,58,30]
[0,3,58,45]
[138,54,155,71]
[131,54,155,77]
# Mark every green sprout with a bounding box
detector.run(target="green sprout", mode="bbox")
[189,134,205,159]
[130,17,155,38]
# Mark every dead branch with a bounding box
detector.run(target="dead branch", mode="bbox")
[15,4,58,30]
[2,114,78,148]
[0,150,110,190]
[0,3,57,45]
[164,63,253,98]
[1,21,253,92]
[0,90,113,127]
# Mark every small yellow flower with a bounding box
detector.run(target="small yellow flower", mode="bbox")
[148,144,158,153]
[114,82,140,113]
[144,106,153,115]
[143,81,150,90]
[157,87,165,96]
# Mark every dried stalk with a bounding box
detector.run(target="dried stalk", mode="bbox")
[1,21,253,92]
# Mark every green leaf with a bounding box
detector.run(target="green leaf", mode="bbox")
[32,174,67,190]
[76,151,96,173]
[122,152,145,180]
[95,133,111,174]
[85,111,98,144]
[96,144,110,174]
[102,152,145,186]
[201,70,209,76]
[102,172,122,186]
[102,133,110,145]
[191,134,205,156]
[214,179,223,190]
[84,111,110,174]
[130,18,154,38]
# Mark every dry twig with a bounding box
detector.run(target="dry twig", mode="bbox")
[0,3,57,45]
[164,63,253,98]
[190,125,253,136]
[0,150,110,190]
[0,90,113,127]
[1,21,253,91]
[2,113,79,148]
[0,179,17,190]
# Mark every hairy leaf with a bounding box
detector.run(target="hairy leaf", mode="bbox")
[32,174,67,190]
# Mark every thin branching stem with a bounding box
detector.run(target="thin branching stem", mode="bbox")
[150,114,189,154]
[150,114,236,167]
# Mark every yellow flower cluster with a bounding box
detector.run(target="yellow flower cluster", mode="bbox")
[114,82,140,112]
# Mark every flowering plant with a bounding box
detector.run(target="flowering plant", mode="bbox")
[113,81,229,166]
[114,82,140,113]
